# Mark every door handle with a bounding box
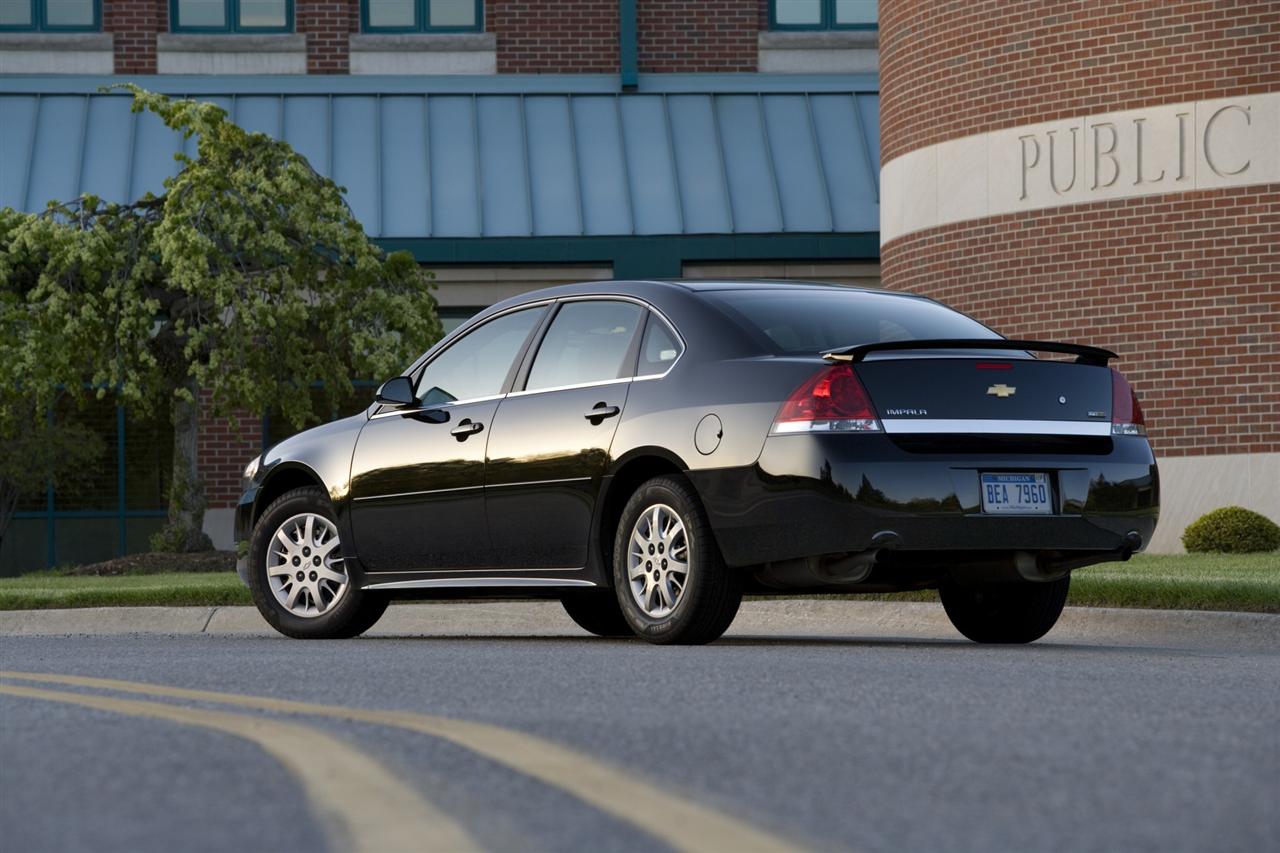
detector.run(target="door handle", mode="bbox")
[450,419,484,440]
[583,404,620,424]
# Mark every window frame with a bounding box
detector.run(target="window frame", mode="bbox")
[634,311,685,379]
[519,298,649,395]
[361,0,483,34]
[401,302,550,411]
[168,0,294,34]
[768,0,878,32]
[0,0,101,33]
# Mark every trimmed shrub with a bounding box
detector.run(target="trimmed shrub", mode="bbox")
[1182,507,1280,554]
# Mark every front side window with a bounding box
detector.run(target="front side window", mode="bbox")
[1,0,98,31]
[415,307,544,406]
[526,301,645,392]
[770,0,877,30]
[170,0,290,32]
[363,0,481,33]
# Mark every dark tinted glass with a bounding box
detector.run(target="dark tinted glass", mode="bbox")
[527,301,644,391]
[416,307,543,406]
[45,0,95,27]
[0,0,34,27]
[636,314,682,377]
[367,0,414,28]
[239,0,286,28]
[705,289,1001,355]
[176,0,226,27]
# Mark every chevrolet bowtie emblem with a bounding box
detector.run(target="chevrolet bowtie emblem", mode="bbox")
[987,384,1017,398]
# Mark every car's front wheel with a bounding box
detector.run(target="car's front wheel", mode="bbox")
[248,486,388,639]
[612,475,741,645]
[939,575,1070,644]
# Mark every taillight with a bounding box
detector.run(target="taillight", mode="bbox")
[1111,368,1147,436]
[772,363,881,434]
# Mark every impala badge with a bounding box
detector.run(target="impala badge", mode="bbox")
[987,384,1017,398]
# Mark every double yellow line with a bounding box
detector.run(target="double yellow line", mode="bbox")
[0,670,806,853]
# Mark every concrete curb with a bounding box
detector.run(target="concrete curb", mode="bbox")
[1,600,1276,653]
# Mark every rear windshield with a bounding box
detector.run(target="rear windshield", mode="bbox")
[704,289,1004,356]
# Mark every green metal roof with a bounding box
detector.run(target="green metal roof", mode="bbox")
[0,74,880,242]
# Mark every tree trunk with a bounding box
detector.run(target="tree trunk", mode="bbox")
[0,477,17,558]
[152,381,213,553]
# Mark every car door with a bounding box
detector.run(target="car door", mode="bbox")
[484,298,647,568]
[348,305,548,572]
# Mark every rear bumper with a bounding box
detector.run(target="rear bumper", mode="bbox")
[688,434,1159,568]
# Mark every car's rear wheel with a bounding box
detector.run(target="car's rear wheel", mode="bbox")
[939,575,1070,644]
[612,475,741,645]
[559,591,634,638]
[248,486,388,639]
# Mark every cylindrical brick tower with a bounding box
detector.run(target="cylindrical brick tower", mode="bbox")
[878,1,1279,551]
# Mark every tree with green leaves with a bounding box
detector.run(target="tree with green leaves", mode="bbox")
[0,86,441,556]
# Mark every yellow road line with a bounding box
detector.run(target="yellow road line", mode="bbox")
[0,682,480,853]
[1,670,808,853]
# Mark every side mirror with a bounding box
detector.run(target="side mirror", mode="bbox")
[374,376,415,407]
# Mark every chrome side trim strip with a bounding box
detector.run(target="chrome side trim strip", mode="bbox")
[362,577,598,591]
[368,392,505,420]
[352,484,483,502]
[486,477,592,489]
[507,376,633,398]
[880,418,1112,436]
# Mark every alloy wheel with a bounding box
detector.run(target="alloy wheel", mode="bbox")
[266,512,349,618]
[627,503,691,618]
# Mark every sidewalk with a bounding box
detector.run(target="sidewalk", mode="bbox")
[2,600,1276,653]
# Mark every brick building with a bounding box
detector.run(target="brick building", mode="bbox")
[878,1,1278,551]
[1,1,1274,570]
[1,0,882,571]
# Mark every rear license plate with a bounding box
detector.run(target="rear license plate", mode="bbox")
[980,473,1051,515]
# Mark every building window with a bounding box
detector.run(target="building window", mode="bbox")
[0,0,99,31]
[770,0,877,30]
[362,0,482,33]
[169,0,292,33]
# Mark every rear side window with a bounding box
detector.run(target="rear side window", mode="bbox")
[704,289,1001,355]
[526,300,645,391]
[415,306,544,406]
[636,314,683,377]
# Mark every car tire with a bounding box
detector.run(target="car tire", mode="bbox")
[612,475,741,645]
[939,575,1070,644]
[248,486,389,639]
[559,591,635,638]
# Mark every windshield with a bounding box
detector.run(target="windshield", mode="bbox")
[704,289,1006,356]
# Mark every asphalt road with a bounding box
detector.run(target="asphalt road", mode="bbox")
[1,606,1277,853]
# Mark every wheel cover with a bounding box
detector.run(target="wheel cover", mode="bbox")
[265,512,349,618]
[627,503,690,619]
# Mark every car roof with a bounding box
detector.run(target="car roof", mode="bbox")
[486,278,930,307]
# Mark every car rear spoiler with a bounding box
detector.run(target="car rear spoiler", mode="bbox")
[821,339,1118,366]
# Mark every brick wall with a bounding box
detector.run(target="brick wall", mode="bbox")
[100,0,770,75]
[880,0,1280,165]
[297,0,358,74]
[880,185,1280,458]
[637,1,762,73]
[197,393,262,509]
[489,0,620,73]
[104,0,166,74]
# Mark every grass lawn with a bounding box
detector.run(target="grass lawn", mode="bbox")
[1067,553,1278,613]
[839,553,1279,613]
[0,554,1275,613]
[0,572,250,611]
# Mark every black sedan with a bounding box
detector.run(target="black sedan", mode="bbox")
[236,280,1158,644]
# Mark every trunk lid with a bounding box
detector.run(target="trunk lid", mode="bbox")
[854,357,1113,434]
